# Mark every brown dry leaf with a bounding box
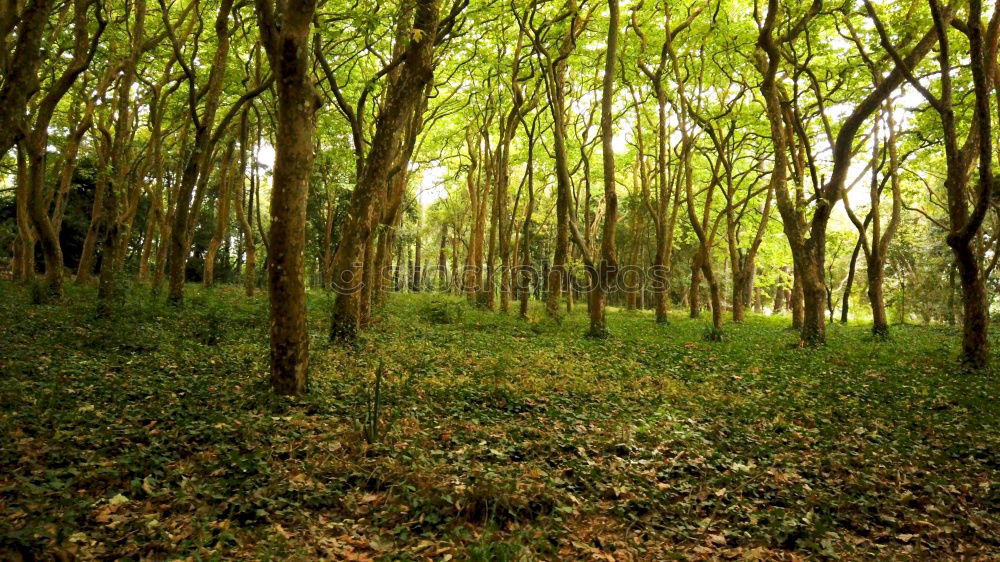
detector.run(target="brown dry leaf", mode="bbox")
[368,534,394,552]
[274,523,294,539]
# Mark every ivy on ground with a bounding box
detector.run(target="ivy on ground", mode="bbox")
[1,284,998,560]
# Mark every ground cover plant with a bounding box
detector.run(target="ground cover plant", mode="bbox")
[2,283,998,560]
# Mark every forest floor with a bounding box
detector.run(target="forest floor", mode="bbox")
[1,282,999,560]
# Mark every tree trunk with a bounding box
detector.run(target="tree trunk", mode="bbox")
[321,190,336,289]
[204,141,235,286]
[256,0,319,395]
[436,224,448,292]
[329,0,440,341]
[586,0,619,337]
[166,0,235,304]
[235,120,256,297]
[689,252,702,319]
[412,213,423,292]
[13,145,36,283]
[24,140,63,298]
[0,0,53,156]
[541,1,579,322]
[841,237,862,323]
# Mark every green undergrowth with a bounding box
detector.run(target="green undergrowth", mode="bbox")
[1,282,998,560]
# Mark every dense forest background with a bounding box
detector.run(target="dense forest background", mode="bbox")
[2,0,997,385]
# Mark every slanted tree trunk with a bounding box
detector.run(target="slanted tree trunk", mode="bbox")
[0,0,53,156]
[25,0,103,297]
[841,237,862,323]
[518,116,538,319]
[842,100,903,337]
[943,0,994,368]
[164,0,237,304]
[865,0,997,366]
[329,0,442,341]
[760,0,935,345]
[463,128,488,304]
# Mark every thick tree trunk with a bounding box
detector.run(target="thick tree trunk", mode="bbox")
[798,260,825,343]
[703,260,724,338]
[791,265,805,332]
[952,240,989,368]
[24,141,63,298]
[867,262,889,337]
[13,145,36,283]
[0,0,53,156]
[731,274,746,323]
[256,0,319,395]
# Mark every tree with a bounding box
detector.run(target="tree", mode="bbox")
[328,0,453,341]
[255,0,320,395]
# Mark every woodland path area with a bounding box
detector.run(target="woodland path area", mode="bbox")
[1,283,998,560]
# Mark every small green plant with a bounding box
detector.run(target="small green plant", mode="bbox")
[190,295,229,345]
[419,298,465,324]
[703,325,724,342]
[29,278,47,305]
[362,362,385,444]
[482,354,516,406]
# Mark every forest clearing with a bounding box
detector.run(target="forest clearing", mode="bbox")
[2,285,999,559]
[3,0,1000,558]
